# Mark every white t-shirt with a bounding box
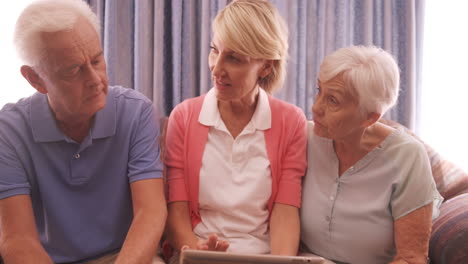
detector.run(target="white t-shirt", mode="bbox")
[301,122,443,264]
[193,88,272,253]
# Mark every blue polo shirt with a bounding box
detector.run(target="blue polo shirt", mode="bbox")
[0,86,163,263]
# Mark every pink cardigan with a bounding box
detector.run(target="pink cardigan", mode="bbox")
[164,94,307,228]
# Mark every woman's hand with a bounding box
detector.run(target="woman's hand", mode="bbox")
[182,234,229,252]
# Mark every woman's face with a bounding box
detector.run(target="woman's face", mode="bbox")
[208,34,268,102]
[311,75,366,140]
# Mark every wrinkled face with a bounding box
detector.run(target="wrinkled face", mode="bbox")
[208,34,267,101]
[37,18,108,120]
[311,75,365,140]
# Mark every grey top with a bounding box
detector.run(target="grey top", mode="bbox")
[300,122,442,264]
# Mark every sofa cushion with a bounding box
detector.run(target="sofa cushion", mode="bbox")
[429,193,468,264]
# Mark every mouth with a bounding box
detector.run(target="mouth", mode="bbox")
[314,119,325,128]
[87,90,104,100]
[214,79,230,90]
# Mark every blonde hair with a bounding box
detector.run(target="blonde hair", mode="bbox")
[212,0,288,93]
[318,45,400,116]
[14,0,100,66]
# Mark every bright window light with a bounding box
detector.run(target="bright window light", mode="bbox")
[0,1,35,109]
[421,0,468,172]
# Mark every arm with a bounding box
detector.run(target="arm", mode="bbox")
[166,201,199,251]
[165,201,229,252]
[270,203,300,255]
[390,203,433,264]
[269,106,306,255]
[0,195,53,264]
[115,178,167,264]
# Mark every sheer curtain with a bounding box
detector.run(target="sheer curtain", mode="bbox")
[88,0,424,129]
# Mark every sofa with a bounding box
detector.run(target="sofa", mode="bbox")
[379,119,468,264]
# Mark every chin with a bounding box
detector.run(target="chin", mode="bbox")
[313,126,331,139]
[215,91,235,102]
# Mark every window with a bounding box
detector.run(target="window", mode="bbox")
[0,1,35,109]
[421,0,468,171]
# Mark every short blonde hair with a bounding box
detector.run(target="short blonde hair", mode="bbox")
[212,0,288,93]
[318,45,400,116]
[14,0,100,66]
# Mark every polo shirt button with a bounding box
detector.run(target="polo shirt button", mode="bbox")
[74,153,80,159]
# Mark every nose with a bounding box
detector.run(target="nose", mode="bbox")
[211,56,226,79]
[83,64,102,88]
[312,95,324,116]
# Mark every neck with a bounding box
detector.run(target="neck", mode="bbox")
[333,125,371,176]
[333,123,390,175]
[56,117,93,143]
[218,86,259,118]
[217,86,260,139]
[50,105,94,143]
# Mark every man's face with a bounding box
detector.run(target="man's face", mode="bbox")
[37,18,108,121]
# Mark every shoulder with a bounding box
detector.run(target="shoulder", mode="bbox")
[268,96,305,117]
[169,94,206,120]
[0,94,35,131]
[110,86,153,107]
[268,96,307,130]
[0,94,33,116]
[385,129,427,159]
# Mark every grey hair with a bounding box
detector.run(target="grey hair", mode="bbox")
[318,45,400,116]
[14,0,100,66]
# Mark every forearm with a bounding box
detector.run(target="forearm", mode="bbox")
[166,201,199,251]
[115,179,167,264]
[115,208,167,264]
[392,203,432,264]
[0,195,53,264]
[0,237,53,264]
[269,203,300,255]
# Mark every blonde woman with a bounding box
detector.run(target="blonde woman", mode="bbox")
[164,0,307,262]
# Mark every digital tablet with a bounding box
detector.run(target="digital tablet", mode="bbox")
[179,249,325,264]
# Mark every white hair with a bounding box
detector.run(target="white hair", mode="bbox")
[14,0,100,66]
[318,45,400,116]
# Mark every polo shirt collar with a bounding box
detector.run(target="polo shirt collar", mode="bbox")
[198,87,271,131]
[30,89,116,143]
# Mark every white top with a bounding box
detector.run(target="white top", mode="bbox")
[301,122,443,264]
[193,88,272,254]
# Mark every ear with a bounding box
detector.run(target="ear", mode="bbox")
[20,65,48,94]
[259,60,274,79]
[361,112,381,128]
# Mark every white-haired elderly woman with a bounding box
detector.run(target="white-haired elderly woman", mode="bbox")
[163,0,307,262]
[300,46,443,264]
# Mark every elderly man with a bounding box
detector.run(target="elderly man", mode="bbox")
[0,0,166,263]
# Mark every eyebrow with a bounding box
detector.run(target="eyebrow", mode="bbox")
[210,42,238,55]
[61,51,104,71]
[92,51,104,59]
[327,87,345,95]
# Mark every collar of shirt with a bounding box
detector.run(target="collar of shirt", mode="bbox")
[30,89,117,143]
[198,87,271,131]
